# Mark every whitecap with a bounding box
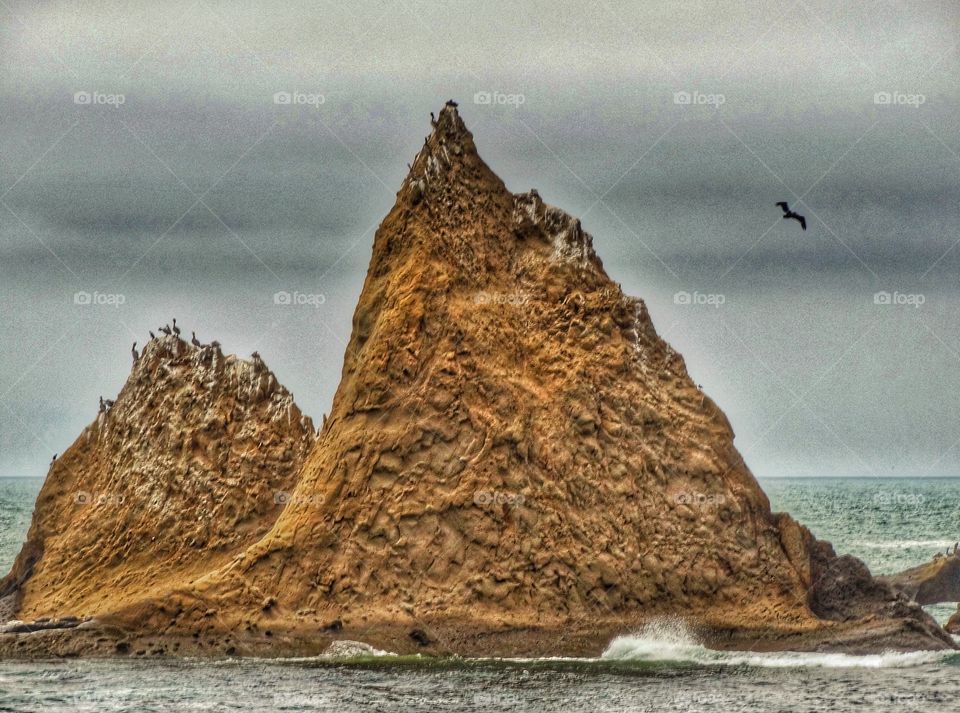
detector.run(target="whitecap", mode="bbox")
[599,619,954,669]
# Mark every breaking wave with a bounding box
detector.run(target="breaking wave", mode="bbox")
[600,620,956,669]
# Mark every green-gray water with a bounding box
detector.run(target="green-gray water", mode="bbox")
[1,476,959,712]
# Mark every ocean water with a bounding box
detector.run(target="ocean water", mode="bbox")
[0,476,959,712]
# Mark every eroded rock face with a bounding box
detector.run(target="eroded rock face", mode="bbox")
[0,336,314,621]
[137,104,946,652]
[0,103,951,657]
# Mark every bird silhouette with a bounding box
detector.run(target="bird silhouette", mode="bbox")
[191,331,202,348]
[776,201,806,230]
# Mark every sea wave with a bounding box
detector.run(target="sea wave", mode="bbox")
[600,620,955,669]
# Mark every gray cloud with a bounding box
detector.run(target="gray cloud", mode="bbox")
[1,0,959,478]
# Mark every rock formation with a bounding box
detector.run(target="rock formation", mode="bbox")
[0,336,314,635]
[880,551,960,607]
[0,103,953,658]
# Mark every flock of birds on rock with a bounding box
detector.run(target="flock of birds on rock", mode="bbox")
[92,318,253,423]
[130,318,224,366]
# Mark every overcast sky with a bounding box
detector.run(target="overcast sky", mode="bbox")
[1,1,959,478]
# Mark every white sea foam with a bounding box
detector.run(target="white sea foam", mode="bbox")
[599,620,953,669]
[321,640,394,658]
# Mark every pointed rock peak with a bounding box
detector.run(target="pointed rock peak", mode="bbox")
[401,100,502,202]
[431,99,467,137]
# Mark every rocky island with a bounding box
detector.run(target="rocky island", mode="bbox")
[0,103,954,658]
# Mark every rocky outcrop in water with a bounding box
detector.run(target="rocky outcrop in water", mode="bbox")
[0,103,952,658]
[880,550,960,607]
[0,336,314,634]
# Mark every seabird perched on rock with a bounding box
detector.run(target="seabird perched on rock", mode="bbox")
[131,342,139,364]
[446,99,458,108]
[160,324,172,336]
[104,399,115,410]
[99,396,106,413]
[210,340,221,349]
[149,330,156,340]
[430,111,437,127]
[51,454,57,463]
[171,318,181,337]
[191,331,201,348]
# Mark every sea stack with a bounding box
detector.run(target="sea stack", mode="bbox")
[0,104,952,657]
[0,336,315,643]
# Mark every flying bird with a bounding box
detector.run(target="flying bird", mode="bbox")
[776,201,806,230]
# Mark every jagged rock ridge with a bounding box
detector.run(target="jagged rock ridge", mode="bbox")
[0,336,314,627]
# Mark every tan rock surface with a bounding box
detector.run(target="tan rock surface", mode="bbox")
[0,336,314,624]
[0,103,952,657]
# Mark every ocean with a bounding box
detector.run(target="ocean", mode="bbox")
[1,476,959,712]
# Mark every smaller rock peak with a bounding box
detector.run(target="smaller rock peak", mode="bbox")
[426,100,470,148]
[401,101,481,202]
